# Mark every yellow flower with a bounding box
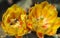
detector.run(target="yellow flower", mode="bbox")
[1,1,60,38]
[28,1,59,37]
[2,4,29,36]
[45,17,60,36]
